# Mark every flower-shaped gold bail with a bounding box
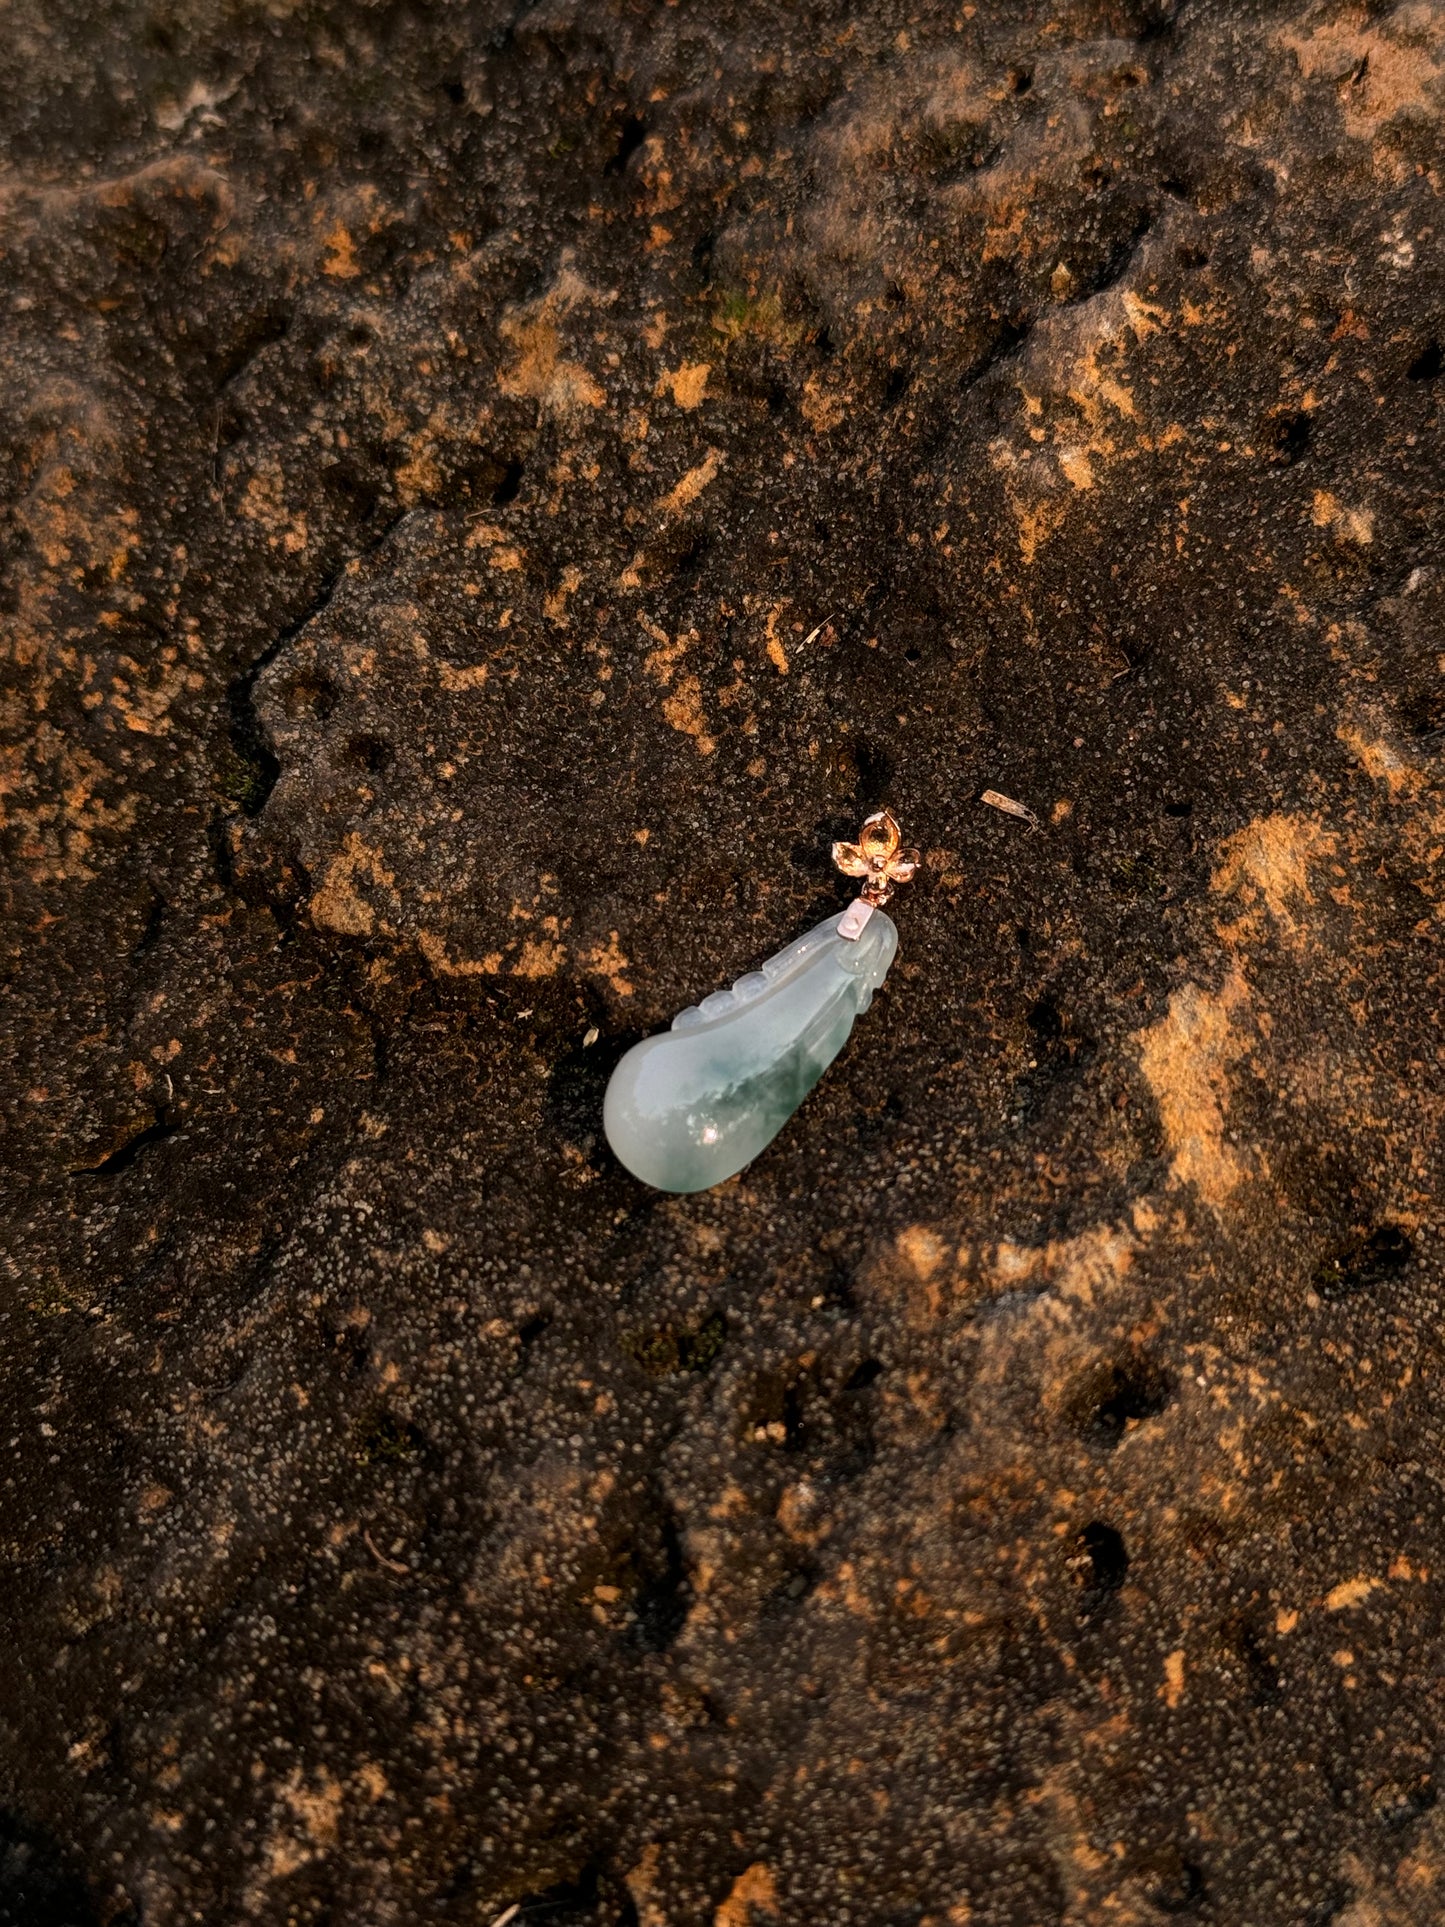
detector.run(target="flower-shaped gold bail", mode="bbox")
[832,808,921,907]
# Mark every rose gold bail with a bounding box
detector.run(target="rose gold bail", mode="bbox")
[831,807,921,908]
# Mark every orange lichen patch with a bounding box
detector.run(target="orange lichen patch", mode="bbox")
[238,456,311,552]
[763,605,789,675]
[437,661,488,691]
[1325,1576,1381,1611]
[308,184,396,281]
[714,1862,779,1926]
[513,938,566,978]
[1056,446,1095,491]
[817,46,991,190]
[1280,7,1445,142]
[986,1223,1140,1333]
[868,1219,1140,1344]
[860,1223,965,1330]
[544,566,583,624]
[980,202,1027,262]
[659,446,723,517]
[657,361,711,409]
[859,1217,1140,1356]
[309,834,394,937]
[776,1478,831,1545]
[64,1724,108,1772]
[990,283,1182,561]
[800,373,848,432]
[1120,289,1170,341]
[1311,489,1375,544]
[390,411,455,507]
[416,930,502,977]
[642,626,716,754]
[240,458,286,525]
[1337,722,1423,797]
[626,1844,667,1927]
[661,678,716,754]
[705,1482,751,1524]
[988,440,1069,566]
[321,221,361,278]
[585,931,634,996]
[641,623,684,684]
[1211,811,1338,933]
[109,649,202,737]
[498,265,609,415]
[282,1768,344,1848]
[1045,298,1147,429]
[501,324,606,410]
[1161,1648,1186,1708]
[464,521,526,569]
[2,722,142,882]
[23,458,124,574]
[253,1767,346,1888]
[1013,494,1068,567]
[1136,969,1254,1208]
[1029,1770,1118,1914]
[898,1224,948,1282]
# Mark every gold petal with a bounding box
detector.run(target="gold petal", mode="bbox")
[859,811,900,862]
[832,841,870,876]
[890,849,921,881]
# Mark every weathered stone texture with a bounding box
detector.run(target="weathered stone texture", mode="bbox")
[1,1,1444,1922]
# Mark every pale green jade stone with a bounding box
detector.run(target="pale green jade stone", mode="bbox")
[603,907,898,1193]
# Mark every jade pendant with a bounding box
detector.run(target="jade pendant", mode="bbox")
[604,810,919,1194]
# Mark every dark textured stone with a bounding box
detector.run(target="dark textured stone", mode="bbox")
[1,0,1444,1921]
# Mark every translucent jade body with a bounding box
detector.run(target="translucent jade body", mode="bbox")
[603,908,897,1193]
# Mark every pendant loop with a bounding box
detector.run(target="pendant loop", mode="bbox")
[831,808,921,906]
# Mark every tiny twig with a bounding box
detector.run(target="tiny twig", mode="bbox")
[980,789,1039,829]
[364,1530,410,1576]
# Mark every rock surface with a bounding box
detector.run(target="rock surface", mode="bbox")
[1,0,1444,1921]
